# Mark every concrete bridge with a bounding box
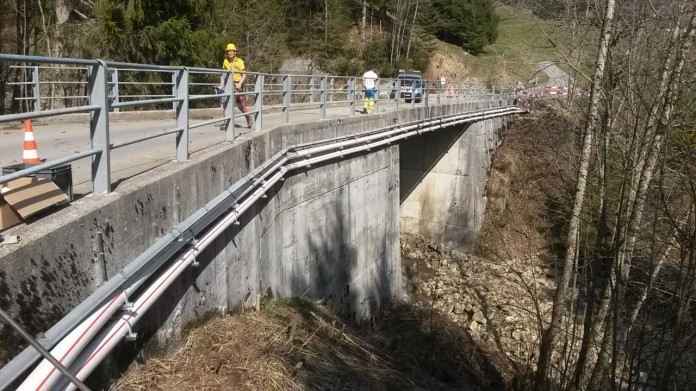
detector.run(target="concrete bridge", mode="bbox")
[0,54,522,389]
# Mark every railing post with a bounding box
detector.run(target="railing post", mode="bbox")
[175,68,189,161]
[437,80,441,105]
[224,69,235,140]
[374,78,380,114]
[89,60,111,193]
[309,76,315,103]
[283,75,291,124]
[411,81,416,109]
[31,65,40,112]
[320,76,327,120]
[171,72,177,111]
[349,77,356,116]
[254,74,264,131]
[111,69,120,113]
[394,79,399,111]
[329,77,335,102]
[426,80,430,107]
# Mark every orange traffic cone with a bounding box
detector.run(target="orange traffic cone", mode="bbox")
[23,120,41,163]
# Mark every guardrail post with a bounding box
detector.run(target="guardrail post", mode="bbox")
[437,80,441,105]
[309,76,315,103]
[224,69,235,140]
[283,75,291,124]
[394,79,399,111]
[374,78,380,114]
[329,77,335,102]
[175,68,189,161]
[31,65,40,112]
[320,76,327,120]
[349,77,356,116]
[411,81,416,108]
[171,72,178,111]
[254,74,264,131]
[111,69,120,113]
[89,60,111,193]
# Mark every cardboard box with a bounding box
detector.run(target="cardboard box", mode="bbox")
[0,177,69,230]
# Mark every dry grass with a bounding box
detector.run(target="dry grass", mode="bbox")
[112,298,500,391]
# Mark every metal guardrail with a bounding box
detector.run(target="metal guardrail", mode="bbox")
[0,53,514,194]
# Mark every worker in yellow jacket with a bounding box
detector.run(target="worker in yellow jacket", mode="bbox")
[219,43,253,128]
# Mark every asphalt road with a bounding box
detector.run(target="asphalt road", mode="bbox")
[538,61,571,88]
[0,97,459,195]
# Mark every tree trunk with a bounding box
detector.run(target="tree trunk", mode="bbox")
[535,0,616,388]
[360,0,367,42]
[405,0,418,60]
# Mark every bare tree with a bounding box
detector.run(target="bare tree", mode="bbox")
[535,0,616,387]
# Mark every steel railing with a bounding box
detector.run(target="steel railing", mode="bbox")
[0,53,516,194]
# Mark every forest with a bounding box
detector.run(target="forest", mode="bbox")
[0,0,498,113]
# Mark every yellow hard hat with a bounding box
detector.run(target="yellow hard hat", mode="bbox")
[225,43,237,52]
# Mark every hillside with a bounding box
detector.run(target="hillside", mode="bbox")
[0,1,584,105]
[426,4,585,85]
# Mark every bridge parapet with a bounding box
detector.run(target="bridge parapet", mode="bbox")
[0,53,522,389]
[1,54,515,194]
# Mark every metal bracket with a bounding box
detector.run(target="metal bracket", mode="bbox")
[191,252,199,267]
[124,320,137,342]
[121,292,134,311]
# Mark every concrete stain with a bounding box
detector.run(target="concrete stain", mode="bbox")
[244,141,254,169]
[134,194,155,216]
[104,220,115,237]
[0,270,10,309]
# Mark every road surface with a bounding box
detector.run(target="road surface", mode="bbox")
[538,61,571,88]
[0,96,463,195]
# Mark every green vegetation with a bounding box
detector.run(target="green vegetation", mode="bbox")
[0,0,596,114]
[1,0,499,76]
[427,0,499,55]
[431,4,595,85]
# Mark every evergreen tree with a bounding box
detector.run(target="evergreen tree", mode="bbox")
[94,0,218,66]
[425,0,498,54]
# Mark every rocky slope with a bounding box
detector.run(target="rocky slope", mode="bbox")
[401,101,579,383]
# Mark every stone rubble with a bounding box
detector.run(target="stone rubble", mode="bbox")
[401,234,556,367]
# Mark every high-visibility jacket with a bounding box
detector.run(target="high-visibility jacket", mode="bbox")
[223,57,245,83]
